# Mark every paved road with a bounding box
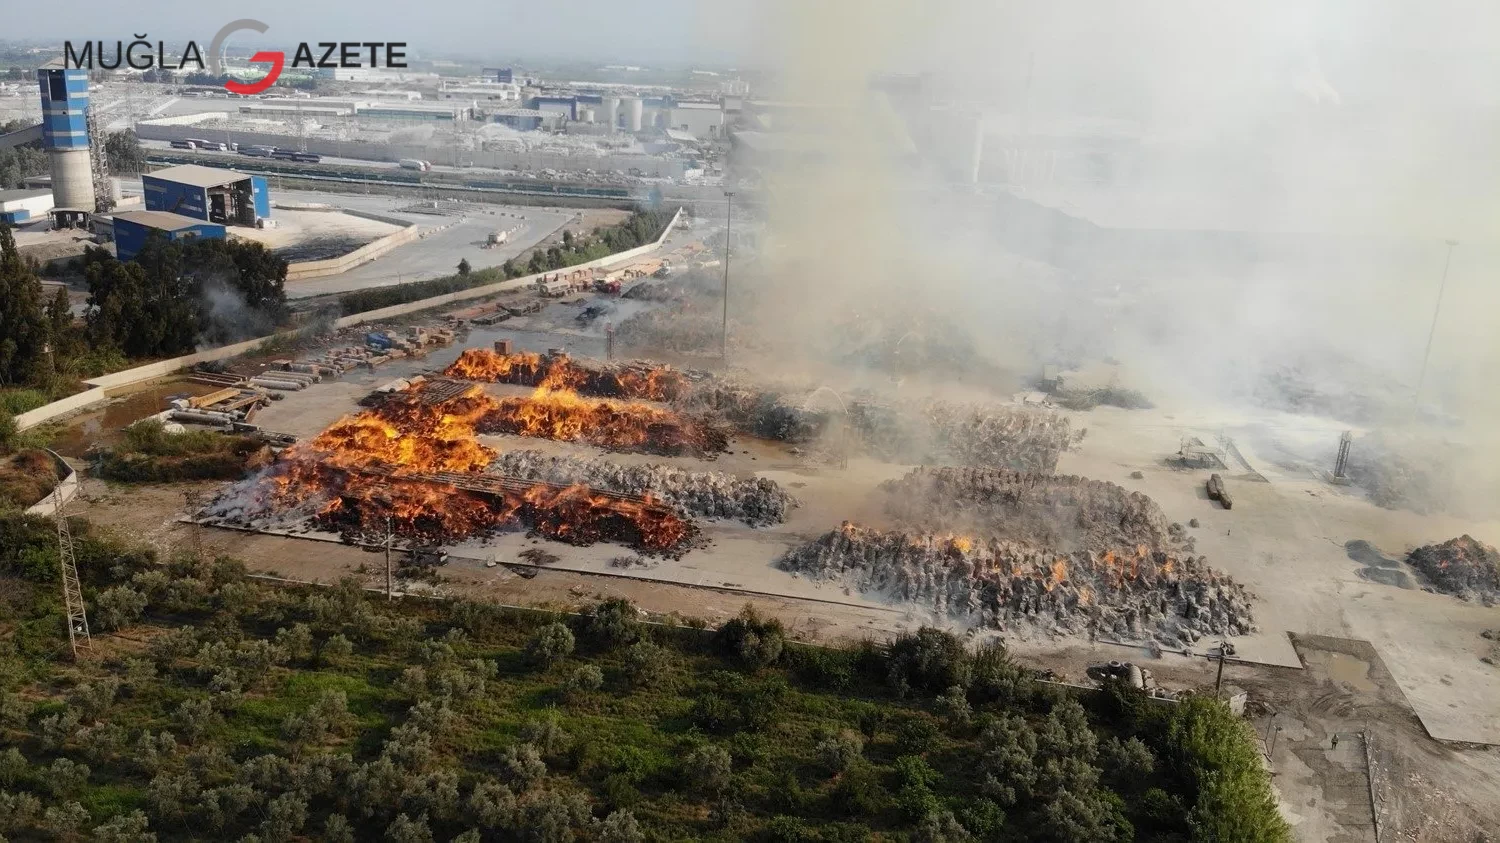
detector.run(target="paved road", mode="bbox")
[266,189,575,299]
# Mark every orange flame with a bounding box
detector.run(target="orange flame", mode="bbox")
[445,348,687,401]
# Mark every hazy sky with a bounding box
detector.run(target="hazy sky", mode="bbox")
[0,0,760,65]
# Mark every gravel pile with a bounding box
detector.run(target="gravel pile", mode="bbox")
[779,524,1256,645]
[882,467,1184,553]
[493,451,797,526]
[1407,535,1500,605]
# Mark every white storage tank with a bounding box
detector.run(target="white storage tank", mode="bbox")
[602,96,621,130]
[624,97,643,132]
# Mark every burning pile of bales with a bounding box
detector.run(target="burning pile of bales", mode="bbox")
[779,523,1255,645]
[1407,535,1500,605]
[196,381,697,555]
[477,390,730,458]
[882,467,1185,553]
[445,348,690,401]
[494,451,796,526]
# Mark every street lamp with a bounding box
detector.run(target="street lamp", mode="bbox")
[1416,239,1458,403]
[721,190,734,363]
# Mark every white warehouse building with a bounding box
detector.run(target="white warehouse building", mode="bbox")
[669,101,724,140]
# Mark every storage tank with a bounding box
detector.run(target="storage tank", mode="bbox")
[602,96,621,130]
[36,63,96,212]
[579,107,595,123]
[624,97,643,132]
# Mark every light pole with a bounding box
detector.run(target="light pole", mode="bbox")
[1416,239,1457,403]
[721,190,734,363]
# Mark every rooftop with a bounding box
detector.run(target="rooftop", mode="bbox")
[146,164,250,188]
[0,188,52,203]
[112,210,220,231]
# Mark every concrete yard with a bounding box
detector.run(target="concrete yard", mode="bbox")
[255,189,574,298]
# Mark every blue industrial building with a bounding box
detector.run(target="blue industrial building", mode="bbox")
[530,95,578,121]
[143,164,269,226]
[112,210,225,262]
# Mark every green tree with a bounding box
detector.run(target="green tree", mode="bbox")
[715,605,785,670]
[683,744,731,796]
[104,130,148,173]
[0,226,51,384]
[525,623,575,669]
[1165,697,1291,842]
[583,598,641,649]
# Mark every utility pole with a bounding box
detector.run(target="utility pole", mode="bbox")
[1214,641,1228,698]
[1416,239,1457,403]
[721,190,734,364]
[384,517,394,601]
[54,484,91,659]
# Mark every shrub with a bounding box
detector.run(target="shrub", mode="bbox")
[814,729,864,774]
[385,812,433,843]
[622,640,671,688]
[94,585,148,631]
[466,779,517,830]
[682,744,732,796]
[583,598,640,649]
[886,628,972,697]
[715,605,785,670]
[830,761,888,816]
[92,809,155,843]
[598,809,644,843]
[562,664,604,697]
[913,810,973,843]
[895,716,943,756]
[525,623,576,669]
[520,714,573,761]
[502,743,548,791]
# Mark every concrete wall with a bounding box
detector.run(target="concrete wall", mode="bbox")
[24,450,78,517]
[15,207,682,431]
[134,123,690,179]
[283,214,420,281]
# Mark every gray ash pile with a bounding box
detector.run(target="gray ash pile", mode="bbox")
[852,400,1081,473]
[672,379,826,442]
[673,381,1081,472]
[882,467,1183,553]
[1343,432,1488,517]
[493,451,797,526]
[778,524,1256,645]
[1407,535,1500,605]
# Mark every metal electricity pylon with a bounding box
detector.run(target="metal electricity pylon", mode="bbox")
[54,484,91,658]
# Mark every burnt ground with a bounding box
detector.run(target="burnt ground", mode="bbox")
[70,478,1500,842]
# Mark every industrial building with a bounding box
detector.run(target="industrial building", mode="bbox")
[111,210,225,261]
[36,60,95,211]
[357,102,472,121]
[0,188,54,224]
[668,101,724,139]
[489,108,550,132]
[143,164,269,226]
